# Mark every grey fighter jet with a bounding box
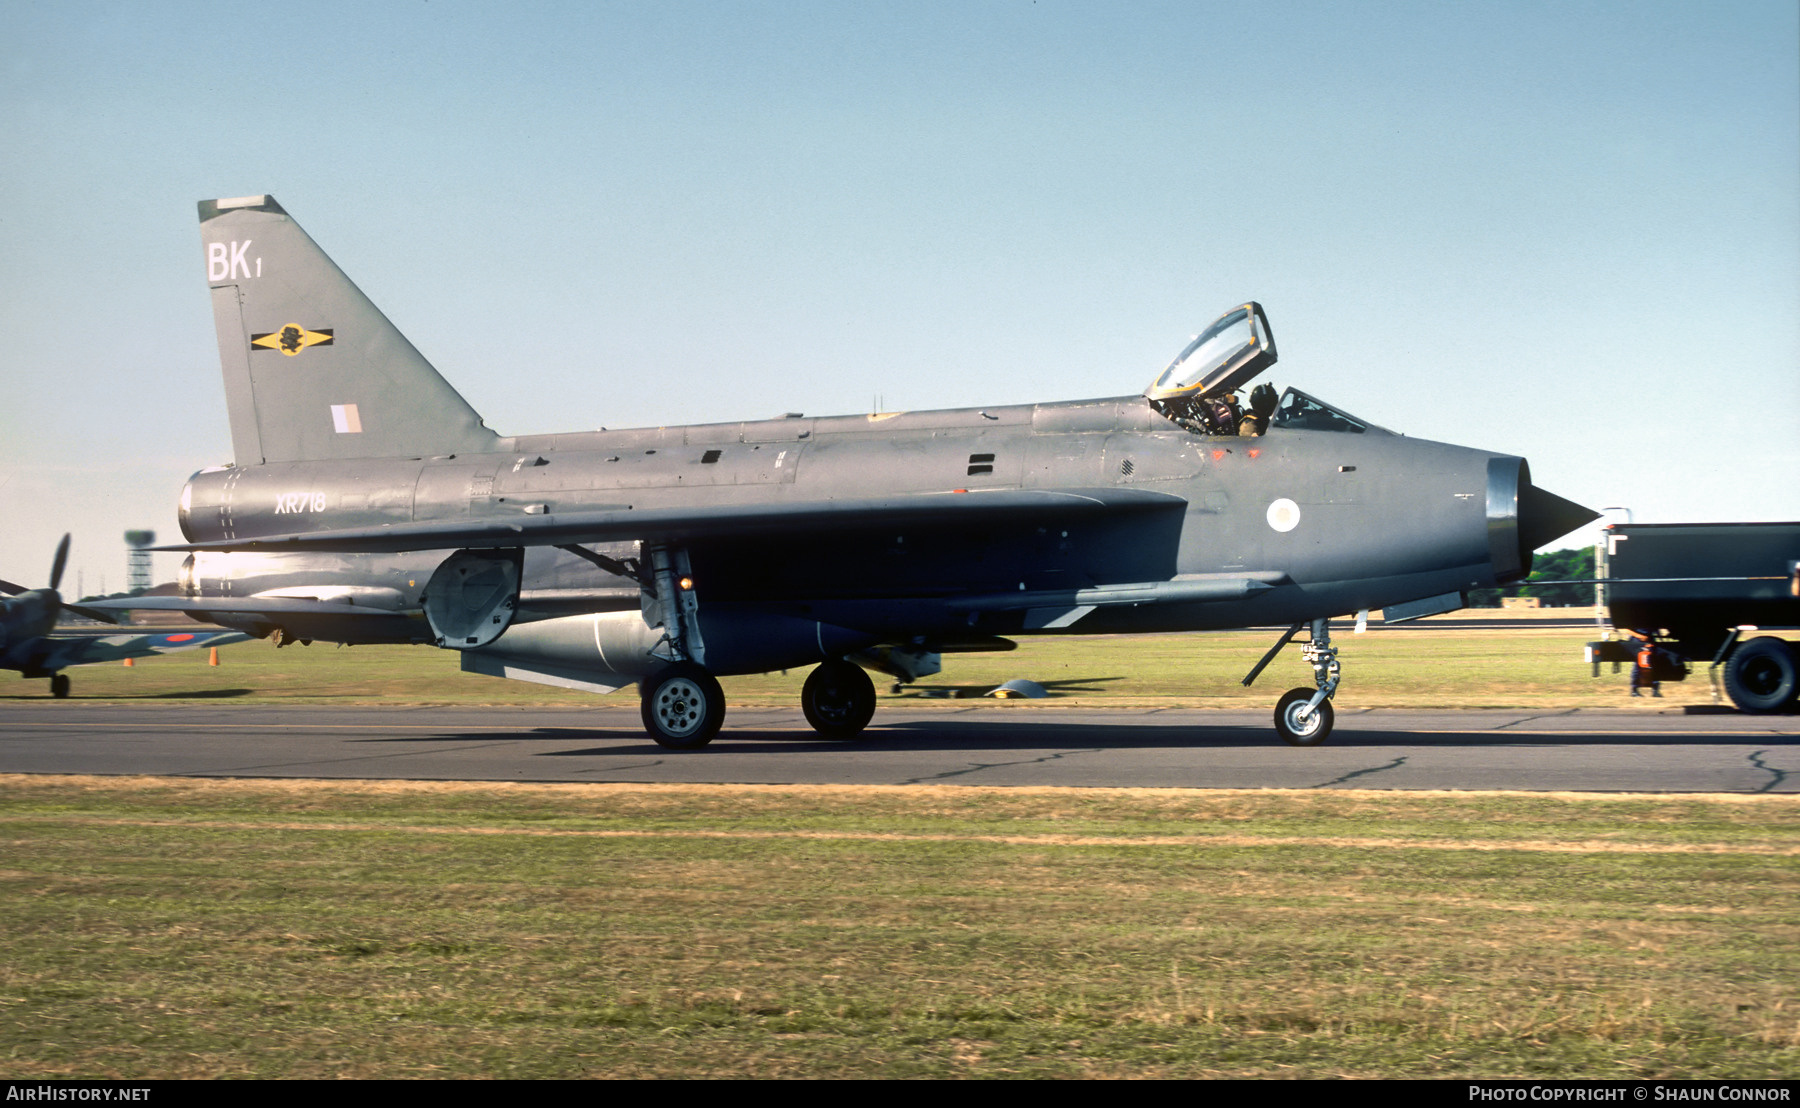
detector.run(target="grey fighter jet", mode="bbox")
[110,195,1595,745]
[2,535,247,697]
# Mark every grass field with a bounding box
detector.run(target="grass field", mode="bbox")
[1,776,1794,1078]
[9,615,1773,711]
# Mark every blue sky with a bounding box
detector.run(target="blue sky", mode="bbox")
[2,0,1796,593]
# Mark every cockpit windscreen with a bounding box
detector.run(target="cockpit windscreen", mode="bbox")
[1270,388,1376,434]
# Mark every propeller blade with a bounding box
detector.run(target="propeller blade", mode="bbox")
[0,577,29,596]
[50,533,70,592]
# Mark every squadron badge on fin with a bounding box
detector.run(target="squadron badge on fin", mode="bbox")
[251,324,334,355]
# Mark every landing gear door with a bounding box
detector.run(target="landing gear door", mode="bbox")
[1143,302,1277,403]
[424,548,523,649]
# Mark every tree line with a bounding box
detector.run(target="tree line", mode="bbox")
[1467,546,1595,608]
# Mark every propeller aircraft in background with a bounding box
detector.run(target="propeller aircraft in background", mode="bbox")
[2,535,247,698]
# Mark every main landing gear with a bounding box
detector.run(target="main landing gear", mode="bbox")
[640,658,878,749]
[640,663,726,750]
[631,543,731,750]
[626,543,882,750]
[49,673,70,699]
[802,659,877,739]
[1244,617,1342,746]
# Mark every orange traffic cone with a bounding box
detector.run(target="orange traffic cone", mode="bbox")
[209,647,219,666]
[122,657,133,667]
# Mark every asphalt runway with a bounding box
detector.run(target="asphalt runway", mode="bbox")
[0,703,1794,792]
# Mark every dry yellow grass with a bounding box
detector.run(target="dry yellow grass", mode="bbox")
[3,775,1795,1077]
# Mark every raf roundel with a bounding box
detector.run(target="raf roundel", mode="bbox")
[1266,498,1301,533]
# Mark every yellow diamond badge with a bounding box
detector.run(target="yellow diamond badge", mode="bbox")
[251,324,334,356]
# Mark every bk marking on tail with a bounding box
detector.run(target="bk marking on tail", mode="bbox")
[206,239,261,281]
[251,324,334,355]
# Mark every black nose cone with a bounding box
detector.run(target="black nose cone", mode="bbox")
[1519,482,1599,552]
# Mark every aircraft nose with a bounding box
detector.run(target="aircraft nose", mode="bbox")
[1486,458,1598,584]
[1519,481,1598,553]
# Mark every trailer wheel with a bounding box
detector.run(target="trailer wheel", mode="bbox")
[1722,637,1798,714]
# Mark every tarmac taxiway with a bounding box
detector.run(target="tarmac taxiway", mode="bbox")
[0,703,1793,792]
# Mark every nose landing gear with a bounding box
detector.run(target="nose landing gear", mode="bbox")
[1246,617,1342,745]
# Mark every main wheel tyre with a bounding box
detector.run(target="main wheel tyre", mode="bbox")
[1723,637,1799,714]
[639,663,725,749]
[49,674,70,699]
[1274,687,1334,746]
[801,660,877,739]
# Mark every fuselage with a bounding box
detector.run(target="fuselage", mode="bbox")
[175,392,1530,668]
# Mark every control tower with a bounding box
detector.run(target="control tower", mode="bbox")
[124,530,155,593]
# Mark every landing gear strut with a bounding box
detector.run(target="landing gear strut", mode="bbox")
[802,660,877,739]
[634,544,724,749]
[1245,618,1341,746]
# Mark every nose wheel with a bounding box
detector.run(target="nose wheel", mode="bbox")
[1275,687,1334,745]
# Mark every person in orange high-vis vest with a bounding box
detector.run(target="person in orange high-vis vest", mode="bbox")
[1628,629,1662,698]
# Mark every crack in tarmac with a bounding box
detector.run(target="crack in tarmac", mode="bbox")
[1748,750,1791,794]
[1494,709,1580,730]
[182,740,522,777]
[901,747,1104,785]
[1315,756,1408,788]
[571,760,667,775]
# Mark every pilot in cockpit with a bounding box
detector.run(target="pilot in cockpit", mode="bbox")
[1240,383,1277,436]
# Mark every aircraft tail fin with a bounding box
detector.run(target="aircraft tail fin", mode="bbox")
[198,195,499,464]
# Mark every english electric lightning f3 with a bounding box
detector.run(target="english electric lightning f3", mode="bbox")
[114,195,1596,746]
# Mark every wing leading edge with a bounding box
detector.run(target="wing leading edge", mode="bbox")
[158,487,1188,555]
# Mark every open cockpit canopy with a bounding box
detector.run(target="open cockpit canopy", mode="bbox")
[1143,303,1390,437]
[1143,302,1276,403]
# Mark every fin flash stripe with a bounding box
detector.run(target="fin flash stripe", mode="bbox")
[251,324,334,355]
